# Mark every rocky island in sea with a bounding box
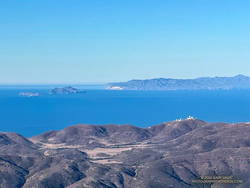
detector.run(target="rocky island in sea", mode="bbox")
[50,86,82,95]
[19,92,40,97]
[107,74,250,90]
[0,118,249,187]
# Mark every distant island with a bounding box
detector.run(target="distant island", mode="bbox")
[107,74,250,90]
[50,86,82,95]
[19,92,40,97]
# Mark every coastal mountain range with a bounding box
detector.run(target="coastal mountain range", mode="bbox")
[1,118,250,187]
[107,74,250,90]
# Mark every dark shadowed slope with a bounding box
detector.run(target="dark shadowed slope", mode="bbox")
[1,119,250,187]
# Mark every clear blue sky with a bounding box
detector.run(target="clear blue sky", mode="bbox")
[0,0,249,84]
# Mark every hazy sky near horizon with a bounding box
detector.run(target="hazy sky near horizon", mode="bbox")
[0,0,250,84]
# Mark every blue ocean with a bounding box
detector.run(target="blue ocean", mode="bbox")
[1,87,250,137]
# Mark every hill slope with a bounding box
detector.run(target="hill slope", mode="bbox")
[1,119,250,187]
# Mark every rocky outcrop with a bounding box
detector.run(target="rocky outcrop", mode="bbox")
[50,86,82,95]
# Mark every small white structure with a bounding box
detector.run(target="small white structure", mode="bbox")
[175,116,196,122]
[175,118,182,122]
[186,116,196,120]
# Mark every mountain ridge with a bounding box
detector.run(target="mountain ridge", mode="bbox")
[107,74,250,90]
[1,119,250,187]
